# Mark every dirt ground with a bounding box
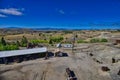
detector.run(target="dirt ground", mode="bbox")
[0,44,120,80]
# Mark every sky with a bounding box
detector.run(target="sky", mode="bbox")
[0,0,120,29]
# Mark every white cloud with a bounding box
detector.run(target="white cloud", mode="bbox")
[58,10,65,14]
[0,8,23,16]
[0,14,7,17]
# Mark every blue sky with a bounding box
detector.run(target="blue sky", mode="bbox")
[0,0,120,29]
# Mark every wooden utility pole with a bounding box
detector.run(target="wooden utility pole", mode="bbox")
[72,34,75,54]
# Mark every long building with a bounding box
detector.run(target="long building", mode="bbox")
[0,47,47,64]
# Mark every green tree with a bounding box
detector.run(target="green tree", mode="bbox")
[1,37,6,46]
[21,36,28,47]
[39,33,41,36]
[75,34,78,38]
[49,39,53,44]
[16,40,20,46]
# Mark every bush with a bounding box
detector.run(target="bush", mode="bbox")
[0,44,19,51]
[90,38,100,43]
[77,40,88,43]
[6,45,19,50]
[100,38,108,42]
[21,43,27,47]
[50,36,64,43]
[90,38,108,43]
[0,45,4,51]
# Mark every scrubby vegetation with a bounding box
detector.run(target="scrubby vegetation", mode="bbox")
[77,38,108,43]
[100,38,108,42]
[20,36,28,47]
[90,38,100,43]
[90,38,108,43]
[0,35,64,51]
[49,36,64,43]
[0,37,19,51]
[77,40,88,43]
[0,29,117,51]
[0,45,19,51]
[30,40,48,44]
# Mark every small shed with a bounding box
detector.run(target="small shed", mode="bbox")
[56,43,62,48]
[63,44,73,48]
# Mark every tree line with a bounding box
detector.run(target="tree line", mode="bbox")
[0,35,108,51]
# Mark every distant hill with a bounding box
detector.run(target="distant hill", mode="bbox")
[1,26,120,31]
[30,28,69,30]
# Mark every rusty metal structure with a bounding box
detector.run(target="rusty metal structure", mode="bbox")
[66,68,77,80]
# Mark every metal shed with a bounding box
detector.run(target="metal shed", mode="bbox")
[0,47,47,64]
[0,47,47,58]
